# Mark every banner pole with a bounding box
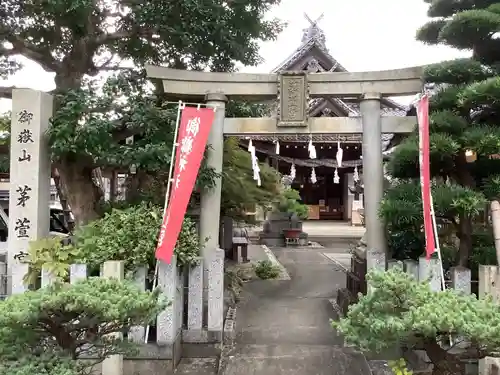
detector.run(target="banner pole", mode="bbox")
[144,100,184,344]
[429,194,446,290]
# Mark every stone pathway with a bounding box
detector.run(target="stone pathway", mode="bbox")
[220,242,372,375]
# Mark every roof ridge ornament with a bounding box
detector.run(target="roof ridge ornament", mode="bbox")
[302,13,326,45]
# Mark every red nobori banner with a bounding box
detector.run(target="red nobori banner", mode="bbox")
[417,95,436,259]
[155,106,215,264]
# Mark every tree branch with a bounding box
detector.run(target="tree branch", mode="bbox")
[94,31,132,45]
[1,32,61,72]
[94,27,155,45]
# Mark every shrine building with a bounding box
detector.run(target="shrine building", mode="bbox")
[244,16,409,222]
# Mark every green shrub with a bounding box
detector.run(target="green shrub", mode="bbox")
[0,278,165,375]
[334,269,500,373]
[274,188,309,219]
[254,260,280,279]
[24,202,202,284]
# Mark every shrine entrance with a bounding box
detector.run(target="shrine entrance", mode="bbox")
[146,65,422,268]
[248,136,362,221]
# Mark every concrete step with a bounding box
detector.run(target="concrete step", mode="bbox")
[220,344,371,375]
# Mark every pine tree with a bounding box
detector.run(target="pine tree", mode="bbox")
[380,0,500,266]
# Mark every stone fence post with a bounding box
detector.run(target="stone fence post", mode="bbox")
[156,257,182,366]
[479,266,500,375]
[101,261,125,375]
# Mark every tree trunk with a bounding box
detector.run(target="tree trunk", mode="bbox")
[458,215,473,267]
[51,166,75,233]
[453,155,475,267]
[424,339,465,375]
[125,170,163,205]
[56,159,103,228]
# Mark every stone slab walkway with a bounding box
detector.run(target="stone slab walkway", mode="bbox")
[220,243,372,375]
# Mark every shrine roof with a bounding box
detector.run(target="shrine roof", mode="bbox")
[268,14,409,151]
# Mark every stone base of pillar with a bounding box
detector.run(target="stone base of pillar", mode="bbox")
[182,328,223,343]
[366,249,386,294]
[366,249,386,271]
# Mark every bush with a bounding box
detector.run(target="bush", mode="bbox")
[0,278,165,375]
[254,260,280,279]
[333,269,500,375]
[274,188,309,220]
[24,202,202,283]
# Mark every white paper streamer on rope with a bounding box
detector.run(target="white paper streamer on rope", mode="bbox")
[336,141,343,167]
[308,137,317,159]
[333,168,340,184]
[275,140,280,155]
[248,140,261,186]
[290,163,296,180]
[353,166,359,182]
[310,167,317,184]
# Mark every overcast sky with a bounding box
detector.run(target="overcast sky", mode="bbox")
[0,0,468,112]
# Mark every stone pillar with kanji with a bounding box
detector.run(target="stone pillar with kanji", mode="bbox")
[7,89,52,294]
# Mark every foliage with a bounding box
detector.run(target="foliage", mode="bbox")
[23,237,79,286]
[254,260,281,279]
[24,203,202,283]
[0,0,284,226]
[274,188,309,220]
[75,202,201,270]
[0,112,9,173]
[333,269,500,374]
[388,358,413,375]
[381,0,500,266]
[224,267,246,305]
[0,278,165,375]
[221,137,280,222]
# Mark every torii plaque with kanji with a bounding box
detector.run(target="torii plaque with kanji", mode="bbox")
[278,72,308,127]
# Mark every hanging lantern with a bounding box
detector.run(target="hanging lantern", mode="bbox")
[333,168,340,184]
[275,140,280,155]
[353,166,359,182]
[311,167,317,184]
[290,163,296,180]
[308,137,317,159]
[336,141,343,167]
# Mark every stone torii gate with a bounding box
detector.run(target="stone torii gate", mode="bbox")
[146,65,423,272]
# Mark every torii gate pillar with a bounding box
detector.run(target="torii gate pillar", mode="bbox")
[200,93,227,276]
[361,93,387,270]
